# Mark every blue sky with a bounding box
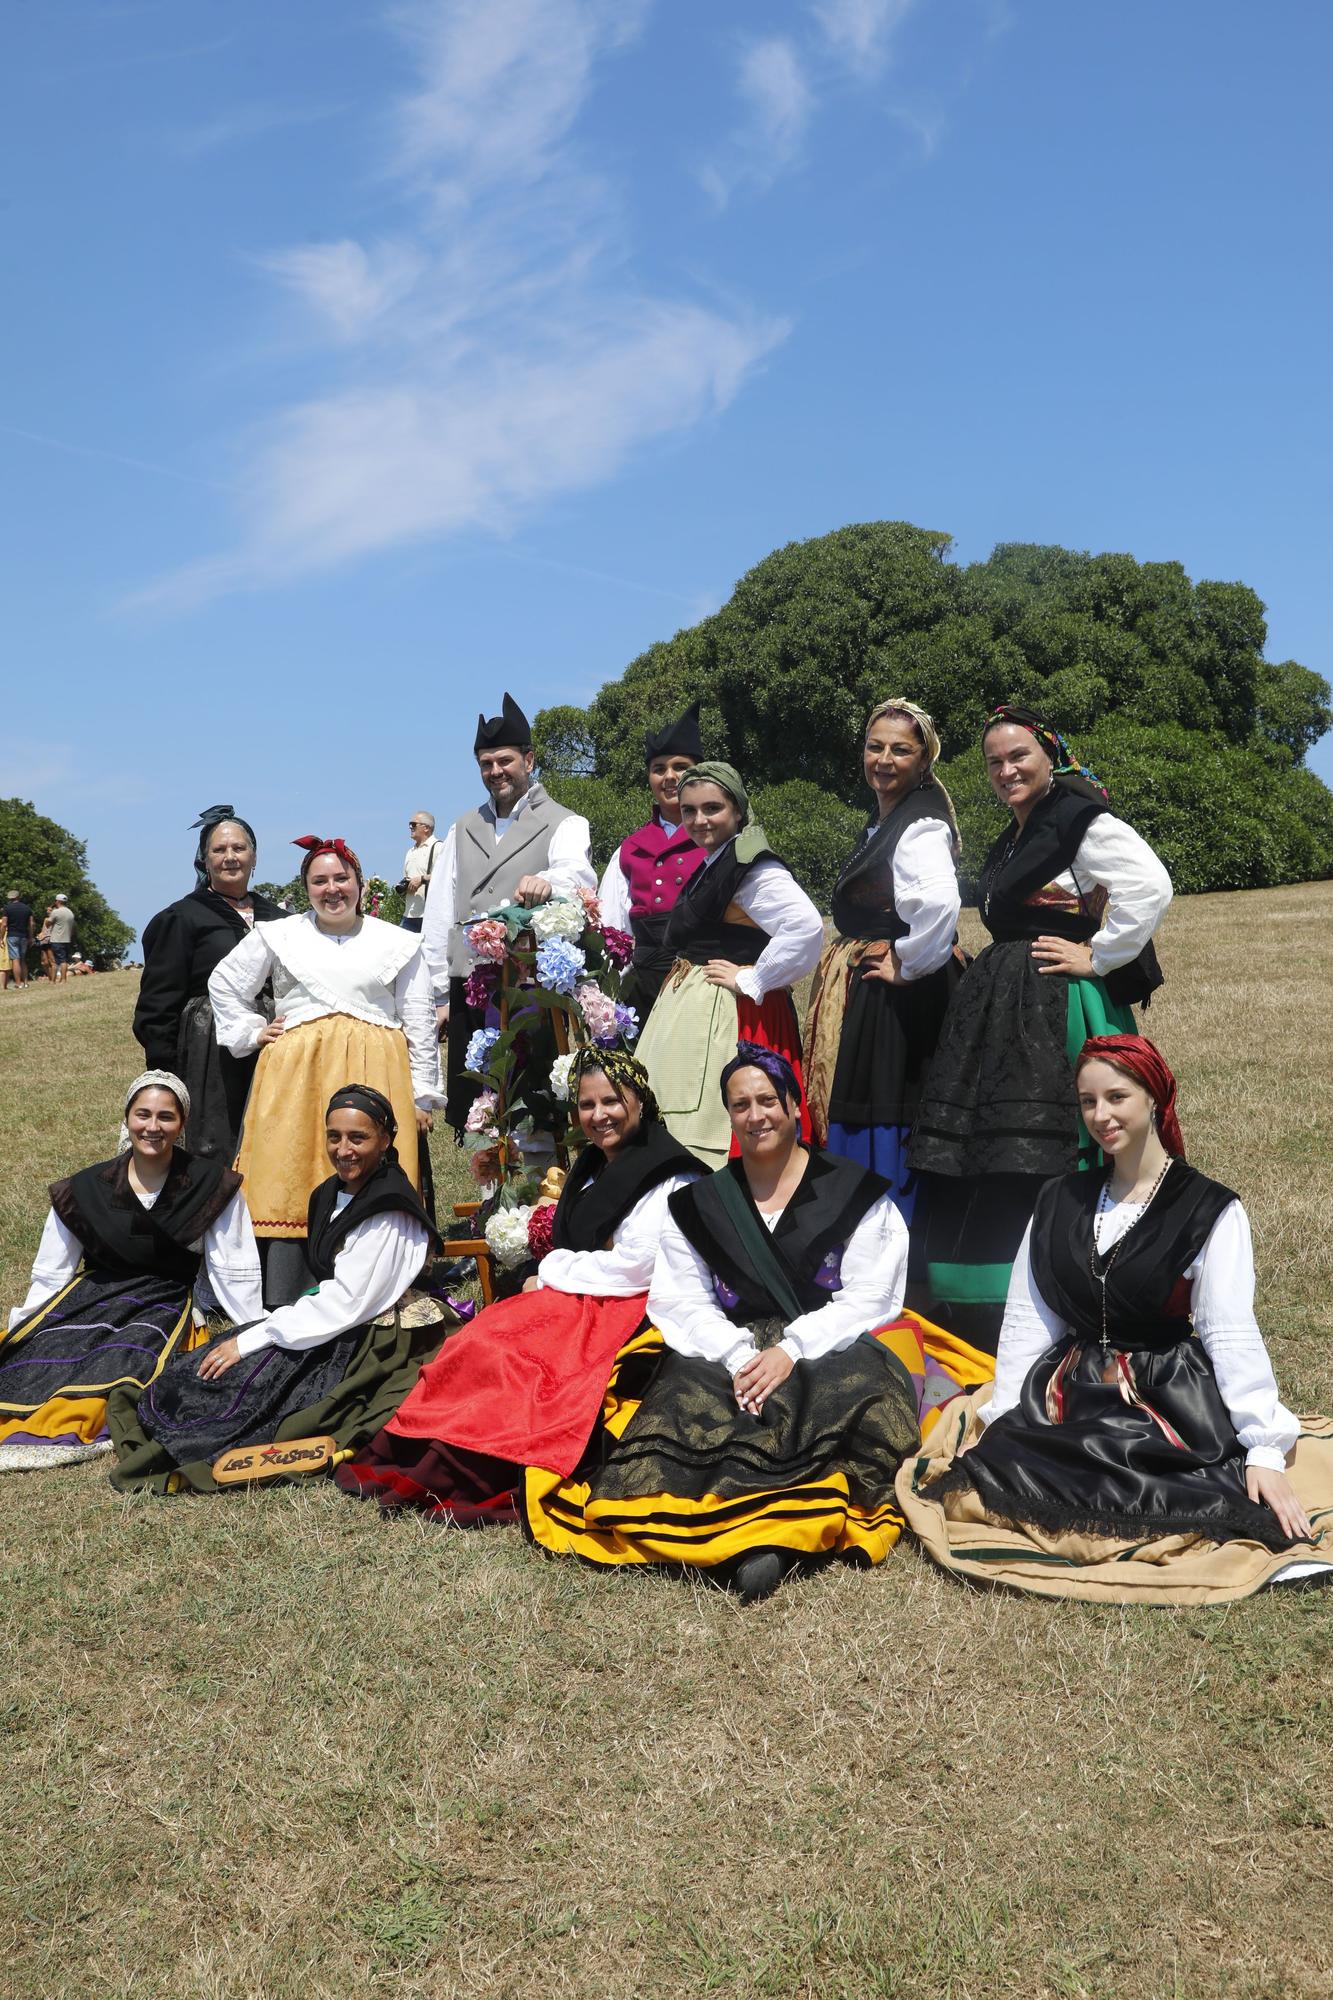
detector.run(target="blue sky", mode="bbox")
[5,0,1331,944]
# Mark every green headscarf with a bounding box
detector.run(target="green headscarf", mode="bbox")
[676,761,772,865]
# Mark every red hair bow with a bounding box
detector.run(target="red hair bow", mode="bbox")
[293,835,362,878]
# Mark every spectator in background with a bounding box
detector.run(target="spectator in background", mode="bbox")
[399,811,440,933]
[46,894,76,982]
[3,889,34,993]
[36,906,56,982]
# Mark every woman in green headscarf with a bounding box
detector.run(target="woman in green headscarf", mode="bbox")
[633,762,824,1166]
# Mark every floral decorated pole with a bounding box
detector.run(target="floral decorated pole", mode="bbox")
[454,888,639,1280]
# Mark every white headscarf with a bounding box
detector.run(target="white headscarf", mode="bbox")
[118,1069,191,1155]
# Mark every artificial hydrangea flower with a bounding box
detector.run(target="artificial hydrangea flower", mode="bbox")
[528,898,585,942]
[576,885,602,923]
[549,1052,576,1102]
[484,1204,535,1269]
[463,963,498,1010]
[526,1202,557,1260]
[613,1002,640,1043]
[536,937,587,995]
[575,981,619,1041]
[464,1088,500,1136]
[464,918,509,963]
[464,1026,500,1073]
[601,925,634,969]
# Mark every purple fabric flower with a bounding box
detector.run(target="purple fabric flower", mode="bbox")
[463,963,497,1010]
[812,1246,844,1292]
[613,1001,640,1044]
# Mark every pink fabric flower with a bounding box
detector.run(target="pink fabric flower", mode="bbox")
[575,981,619,1040]
[527,1202,557,1260]
[465,918,509,963]
[464,1088,500,1135]
[576,886,602,925]
[601,925,634,969]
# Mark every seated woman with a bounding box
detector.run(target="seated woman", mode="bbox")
[336,1047,699,1521]
[634,762,824,1168]
[108,1086,445,1495]
[522,1044,959,1601]
[897,1036,1333,1603]
[1,1071,261,1473]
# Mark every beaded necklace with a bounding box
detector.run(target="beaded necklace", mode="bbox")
[1088,1156,1174,1350]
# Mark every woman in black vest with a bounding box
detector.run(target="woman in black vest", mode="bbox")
[910,707,1172,1372]
[899,1037,1333,1601]
[634,761,824,1168]
[134,806,284,1163]
[523,1044,958,1601]
[109,1086,445,1495]
[1,1070,261,1473]
[804,698,962,1221]
[336,1047,698,1521]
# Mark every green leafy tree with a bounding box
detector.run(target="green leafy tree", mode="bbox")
[535,523,1333,905]
[0,798,135,965]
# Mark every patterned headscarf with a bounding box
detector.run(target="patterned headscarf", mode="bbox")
[190,805,257,889]
[119,1069,190,1154]
[719,1040,800,1111]
[865,697,961,858]
[293,836,364,888]
[983,705,1109,804]
[326,1084,397,1136]
[568,1045,659,1126]
[1076,1035,1184,1157]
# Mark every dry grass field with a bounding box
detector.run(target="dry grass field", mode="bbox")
[2,884,1331,2000]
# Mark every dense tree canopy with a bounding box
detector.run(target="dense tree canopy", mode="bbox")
[0,798,135,964]
[536,523,1333,904]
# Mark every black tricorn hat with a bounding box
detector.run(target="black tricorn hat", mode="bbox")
[644,699,703,764]
[474,692,532,755]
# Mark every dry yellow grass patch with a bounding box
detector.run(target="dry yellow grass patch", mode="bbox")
[2,891,1331,2000]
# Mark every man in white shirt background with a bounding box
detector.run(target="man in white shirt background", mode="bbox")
[399,812,439,933]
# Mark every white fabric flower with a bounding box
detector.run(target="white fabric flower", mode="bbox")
[484,1204,535,1269]
[528,898,585,942]
[550,1052,576,1102]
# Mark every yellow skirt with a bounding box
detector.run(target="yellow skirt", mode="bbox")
[235,1015,419,1239]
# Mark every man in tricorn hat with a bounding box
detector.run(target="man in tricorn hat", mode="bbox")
[597,701,707,1018]
[423,692,594,1136]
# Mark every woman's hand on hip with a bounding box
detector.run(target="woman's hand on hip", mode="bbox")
[415,1108,434,1133]
[1031,937,1095,978]
[734,1347,794,1416]
[858,944,903,986]
[703,959,743,993]
[197,1336,243,1382]
[257,1013,288,1046]
[1246,1464,1314,1542]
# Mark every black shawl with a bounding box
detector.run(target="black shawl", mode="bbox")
[669,1148,890,1325]
[977,782,1163,1006]
[830,784,955,942]
[662,835,785,968]
[134,885,285,1070]
[1029,1163,1238,1350]
[304,1157,442,1282]
[550,1122,698,1254]
[49,1148,243,1285]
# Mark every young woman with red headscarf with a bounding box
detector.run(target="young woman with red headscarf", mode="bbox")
[209,838,444,1303]
[897,1037,1333,1602]
[910,707,1173,1372]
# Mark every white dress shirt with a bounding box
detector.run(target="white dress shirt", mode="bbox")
[646,1190,908,1377]
[10,1185,263,1332]
[696,855,824,1005]
[535,1173,697,1297]
[422,797,596,1001]
[209,913,444,1109]
[984,1197,1299,1470]
[402,836,441,921]
[235,1201,430,1356]
[848,817,959,980]
[1060,815,1173,973]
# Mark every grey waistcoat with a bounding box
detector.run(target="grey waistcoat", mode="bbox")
[447,781,574,977]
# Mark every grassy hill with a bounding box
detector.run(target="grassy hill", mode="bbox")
[2,883,1331,2000]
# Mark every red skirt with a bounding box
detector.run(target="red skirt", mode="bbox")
[334,1287,649,1521]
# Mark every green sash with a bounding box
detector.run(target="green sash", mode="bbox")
[709,1167,806,1327]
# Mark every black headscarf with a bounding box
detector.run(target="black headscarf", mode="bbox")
[325,1084,400,1164]
[191,804,258,889]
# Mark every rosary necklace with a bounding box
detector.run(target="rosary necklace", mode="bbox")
[1088,1156,1173,1350]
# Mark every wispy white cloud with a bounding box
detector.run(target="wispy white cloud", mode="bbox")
[810,0,915,73]
[132,0,784,609]
[163,100,345,161]
[699,37,812,209]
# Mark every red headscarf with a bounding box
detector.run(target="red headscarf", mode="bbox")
[1076,1034,1184,1157]
[293,835,363,885]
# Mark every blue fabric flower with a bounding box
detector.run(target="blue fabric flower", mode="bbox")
[465,1026,500,1072]
[536,938,587,995]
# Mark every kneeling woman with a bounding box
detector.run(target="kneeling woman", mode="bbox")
[523,1045,958,1600]
[109,1087,444,1495]
[897,1037,1333,1603]
[634,763,824,1169]
[1,1071,261,1473]
[336,1048,698,1521]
